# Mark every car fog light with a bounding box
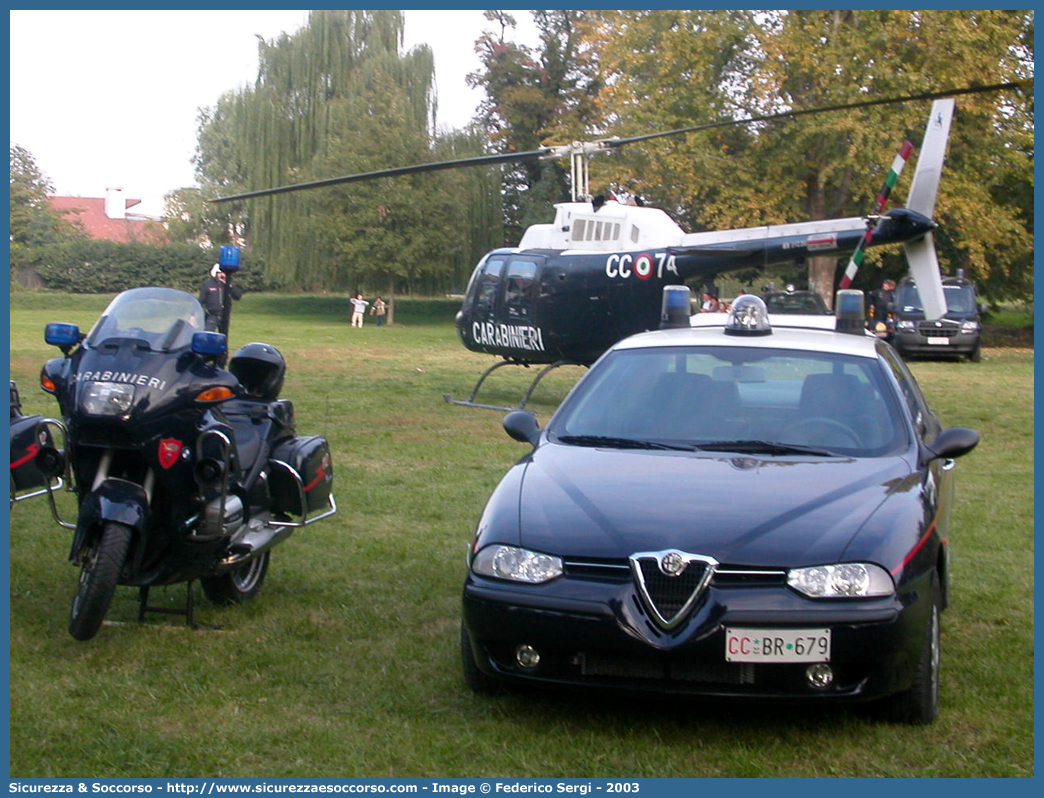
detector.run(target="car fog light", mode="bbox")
[806,663,834,689]
[515,645,540,669]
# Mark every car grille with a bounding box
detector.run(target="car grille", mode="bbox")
[633,558,712,619]
[917,321,959,337]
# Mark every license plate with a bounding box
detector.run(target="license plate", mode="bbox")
[725,628,831,663]
[926,337,950,345]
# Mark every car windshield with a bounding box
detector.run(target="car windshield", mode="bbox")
[896,283,976,315]
[550,345,909,457]
[85,287,206,352]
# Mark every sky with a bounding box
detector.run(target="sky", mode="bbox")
[9,9,536,216]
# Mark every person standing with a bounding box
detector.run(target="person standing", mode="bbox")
[868,278,896,322]
[371,296,387,327]
[349,293,370,328]
[200,264,241,332]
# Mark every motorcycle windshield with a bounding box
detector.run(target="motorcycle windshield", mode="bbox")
[86,287,206,352]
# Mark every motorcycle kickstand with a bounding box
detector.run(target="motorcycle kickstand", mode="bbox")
[137,582,220,630]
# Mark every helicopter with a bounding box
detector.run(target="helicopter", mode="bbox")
[212,82,1023,408]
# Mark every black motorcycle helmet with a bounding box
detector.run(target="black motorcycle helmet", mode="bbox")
[228,342,286,400]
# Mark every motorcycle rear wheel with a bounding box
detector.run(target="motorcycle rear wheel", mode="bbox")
[69,522,132,641]
[201,551,270,605]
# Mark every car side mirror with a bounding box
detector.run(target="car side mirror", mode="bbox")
[923,426,980,462]
[503,410,541,446]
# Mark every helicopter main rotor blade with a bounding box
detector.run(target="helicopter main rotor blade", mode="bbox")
[604,81,1024,150]
[211,148,553,202]
[211,79,1028,204]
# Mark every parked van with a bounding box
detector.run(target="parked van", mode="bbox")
[892,274,982,361]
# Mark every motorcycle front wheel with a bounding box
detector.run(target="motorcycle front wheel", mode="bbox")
[201,551,270,605]
[69,522,131,641]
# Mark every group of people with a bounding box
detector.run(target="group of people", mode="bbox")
[200,265,388,333]
[349,294,387,327]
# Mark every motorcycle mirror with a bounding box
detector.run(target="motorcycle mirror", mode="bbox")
[44,323,82,353]
[192,331,228,359]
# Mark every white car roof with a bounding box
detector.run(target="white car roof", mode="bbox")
[613,315,881,359]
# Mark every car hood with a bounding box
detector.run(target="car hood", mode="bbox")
[518,443,914,566]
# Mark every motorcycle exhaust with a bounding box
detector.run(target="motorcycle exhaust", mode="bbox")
[214,520,295,572]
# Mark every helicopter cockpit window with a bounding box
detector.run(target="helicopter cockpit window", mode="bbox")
[476,257,506,313]
[504,259,538,317]
[572,219,586,242]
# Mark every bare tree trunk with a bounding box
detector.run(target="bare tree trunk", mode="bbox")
[386,276,395,325]
[806,177,838,309]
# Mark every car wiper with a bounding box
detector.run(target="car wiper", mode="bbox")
[694,440,837,457]
[556,435,693,451]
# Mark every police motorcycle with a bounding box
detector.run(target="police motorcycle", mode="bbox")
[35,284,336,640]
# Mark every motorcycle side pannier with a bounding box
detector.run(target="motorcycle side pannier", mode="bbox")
[269,435,333,517]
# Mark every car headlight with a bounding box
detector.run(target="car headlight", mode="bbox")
[472,545,563,583]
[961,321,980,333]
[787,563,894,598]
[896,320,915,331]
[81,381,135,416]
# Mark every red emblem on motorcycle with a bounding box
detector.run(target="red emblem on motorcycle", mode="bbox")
[158,438,183,469]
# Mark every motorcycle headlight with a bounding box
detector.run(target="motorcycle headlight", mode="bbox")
[81,381,135,417]
[787,563,894,598]
[472,545,563,583]
[961,321,980,333]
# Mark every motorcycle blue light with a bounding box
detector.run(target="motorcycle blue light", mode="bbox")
[192,332,228,357]
[45,323,82,348]
[219,245,242,272]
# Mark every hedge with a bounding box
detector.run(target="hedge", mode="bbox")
[12,240,276,294]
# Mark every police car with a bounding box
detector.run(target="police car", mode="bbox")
[461,290,979,724]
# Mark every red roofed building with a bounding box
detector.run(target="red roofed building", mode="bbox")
[48,187,168,245]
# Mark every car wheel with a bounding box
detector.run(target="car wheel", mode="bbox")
[968,344,982,363]
[884,575,941,724]
[460,622,505,695]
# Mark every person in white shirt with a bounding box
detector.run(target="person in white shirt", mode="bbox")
[349,294,370,327]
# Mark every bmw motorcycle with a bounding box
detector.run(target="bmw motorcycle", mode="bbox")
[36,286,336,640]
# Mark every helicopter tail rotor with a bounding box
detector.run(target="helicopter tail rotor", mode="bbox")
[838,139,915,290]
[839,98,953,320]
[902,98,954,321]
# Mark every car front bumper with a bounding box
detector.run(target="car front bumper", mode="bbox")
[462,570,932,701]
[894,328,980,357]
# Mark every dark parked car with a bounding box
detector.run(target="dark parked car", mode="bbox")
[892,275,983,361]
[762,288,831,315]
[461,295,979,724]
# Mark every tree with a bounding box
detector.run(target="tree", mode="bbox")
[10,144,81,249]
[468,10,601,242]
[586,10,1033,303]
[163,186,235,247]
[194,10,448,292]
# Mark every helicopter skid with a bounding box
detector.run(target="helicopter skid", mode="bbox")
[444,359,582,412]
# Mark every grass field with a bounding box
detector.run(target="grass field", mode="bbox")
[7,292,1034,778]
